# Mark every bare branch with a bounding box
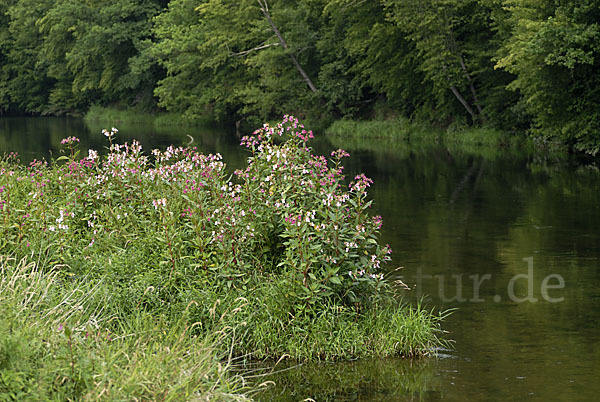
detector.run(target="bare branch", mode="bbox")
[256,0,318,93]
[232,42,279,57]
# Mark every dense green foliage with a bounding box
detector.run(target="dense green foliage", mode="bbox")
[0,0,164,115]
[495,0,600,154]
[1,0,599,152]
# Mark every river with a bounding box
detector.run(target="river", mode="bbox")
[2,116,599,400]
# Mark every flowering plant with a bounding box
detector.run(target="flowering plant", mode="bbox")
[238,115,391,308]
[0,117,447,363]
[1,116,392,310]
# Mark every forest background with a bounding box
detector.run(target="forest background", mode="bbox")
[1,0,599,154]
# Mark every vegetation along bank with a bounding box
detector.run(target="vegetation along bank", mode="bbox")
[0,117,448,399]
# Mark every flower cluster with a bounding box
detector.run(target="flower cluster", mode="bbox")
[331,149,350,159]
[60,136,80,145]
[349,173,374,196]
[152,198,167,209]
[1,116,391,310]
[87,149,99,161]
[238,115,392,306]
[102,127,118,139]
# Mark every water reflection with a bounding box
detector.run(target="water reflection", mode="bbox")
[255,357,441,401]
[332,136,600,400]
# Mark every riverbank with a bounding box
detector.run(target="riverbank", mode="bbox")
[83,106,560,157]
[0,256,250,400]
[326,118,526,148]
[324,117,580,163]
[84,106,555,158]
[0,117,448,399]
[84,105,215,128]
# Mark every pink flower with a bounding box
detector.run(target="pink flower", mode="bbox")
[373,215,383,229]
[349,174,374,193]
[331,149,350,159]
[60,136,80,145]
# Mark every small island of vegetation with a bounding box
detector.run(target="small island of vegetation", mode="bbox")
[0,116,447,400]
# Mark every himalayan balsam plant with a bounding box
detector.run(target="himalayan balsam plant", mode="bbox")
[238,116,392,309]
[0,116,392,312]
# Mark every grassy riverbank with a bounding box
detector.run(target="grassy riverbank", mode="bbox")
[84,105,214,128]
[0,256,249,401]
[325,118,526,148]
[84,107,530,154]
[325,118,578,164]
[0,117,448,399]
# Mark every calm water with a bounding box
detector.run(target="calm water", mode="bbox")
[2,117,599,400]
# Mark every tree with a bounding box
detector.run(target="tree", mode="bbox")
[383,0,492,122]
[0,0,54,114]
[36,0,163,113]
[0,0,13,113]
[153,0,328,123]
[321,0,426,117]
[257,0,318,93]
[496,0,600,154]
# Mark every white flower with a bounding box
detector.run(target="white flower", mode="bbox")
[55,209,70,224]
[152,198,167,209]
[87,149,98,161]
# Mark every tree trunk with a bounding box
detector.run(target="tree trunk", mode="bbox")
[449,85,477,121]
[457,52,485,119]
[257,0,318,93]
[441,63,477,120]
[446,25,485,121]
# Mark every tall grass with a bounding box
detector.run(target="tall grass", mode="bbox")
[325,118,529,154]
[193,282,450,362]
[0,256,249,401]
[84,105,214,128]
[326,118,442,144]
